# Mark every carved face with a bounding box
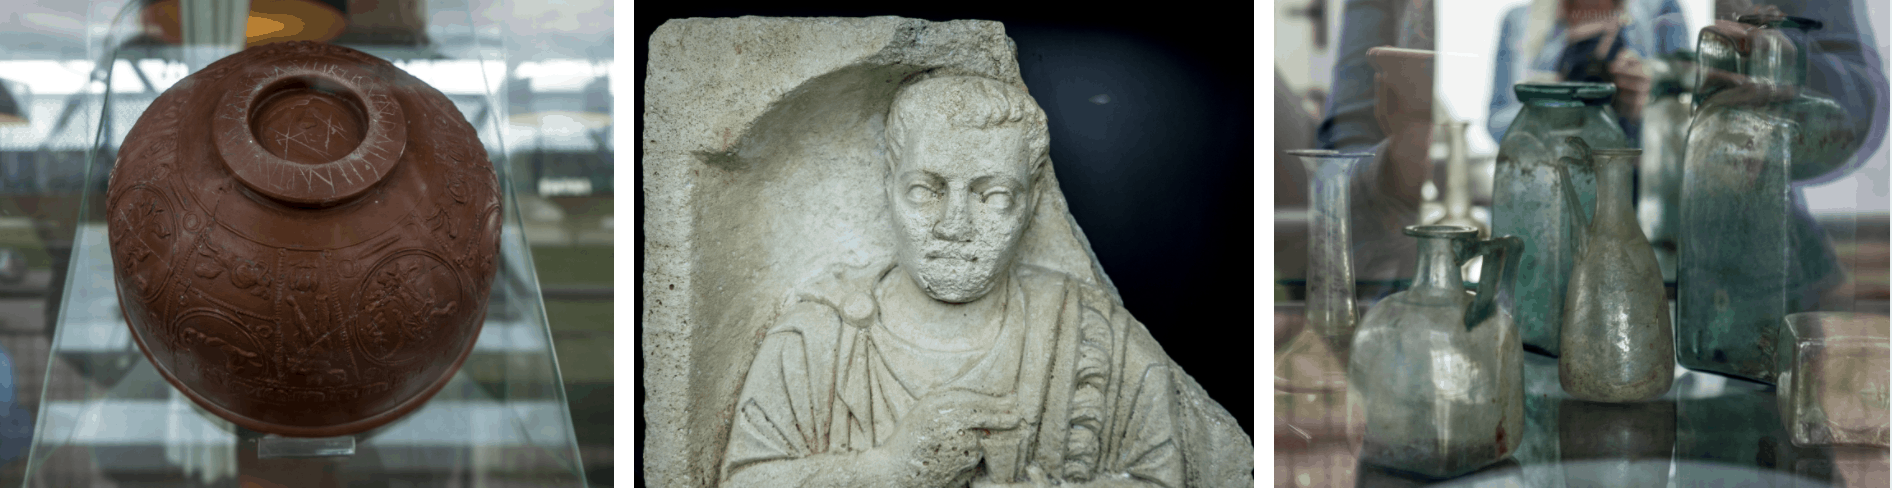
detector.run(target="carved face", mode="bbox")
[889,119,1037,303]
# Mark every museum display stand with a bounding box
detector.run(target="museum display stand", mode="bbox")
[16,2,584,486]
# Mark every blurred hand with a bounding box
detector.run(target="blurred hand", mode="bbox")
[1373,71,1433,139]
[1371,69,1433,207]
[1564,15,1621,47]
[1608,50,1652,119]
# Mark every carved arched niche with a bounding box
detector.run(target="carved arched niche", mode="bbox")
[643,17,1125,486]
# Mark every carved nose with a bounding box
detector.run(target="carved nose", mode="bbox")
[933,190,973,242]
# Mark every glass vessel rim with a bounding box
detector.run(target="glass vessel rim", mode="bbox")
[1286,149,1376,159]
[1515,82,1616,102]
[1590,148,1643,157]
[1403,224,1478,238]
[1736,14,1823,31]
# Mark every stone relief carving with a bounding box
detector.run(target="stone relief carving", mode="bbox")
[641,17,1251,488]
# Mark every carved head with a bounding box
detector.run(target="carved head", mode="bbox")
[884,76,1050,303]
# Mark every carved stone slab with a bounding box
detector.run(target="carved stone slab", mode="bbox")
[643,17,1251,487]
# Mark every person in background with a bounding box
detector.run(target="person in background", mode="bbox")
[1488,0,1690,146]
[1311,0,1435,299]
[1318,0,1434,153]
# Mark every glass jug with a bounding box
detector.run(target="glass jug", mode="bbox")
[1349,225,1523,478]
[1558,143,1674,403]
[1491,82,1628,356]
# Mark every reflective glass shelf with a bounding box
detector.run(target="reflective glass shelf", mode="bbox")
[1275,302,1891,488]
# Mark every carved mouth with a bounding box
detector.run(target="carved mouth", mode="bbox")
[924,252,979,262]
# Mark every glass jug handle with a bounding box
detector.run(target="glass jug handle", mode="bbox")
[1455,233,1523,330]
[1557,136,1595,254]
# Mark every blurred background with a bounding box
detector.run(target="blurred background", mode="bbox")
[0,0,611,486]
[1274,0,1889,303]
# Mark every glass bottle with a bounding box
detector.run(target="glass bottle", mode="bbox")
[1289,150,1373,357]
[1437,121,1482,235]
[1677,16,1854,383]
[1558,144,1674,403]
[1777,312,1889,448]
[1491,82,1628,356]
[1348,224,1523,478]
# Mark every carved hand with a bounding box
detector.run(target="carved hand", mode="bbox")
[871,389,1022,487]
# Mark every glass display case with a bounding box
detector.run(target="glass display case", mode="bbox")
[8,0,586,486]
[1273,1,1889,487]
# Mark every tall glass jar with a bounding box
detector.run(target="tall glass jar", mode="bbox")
[1289,150,1373,357]
[1491,82,1628,356]
[1677,16,1854,383]
[1349,225,1523,478]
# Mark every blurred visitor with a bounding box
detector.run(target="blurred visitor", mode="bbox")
[1488,0,1691,146]
[1305,0,1436,300]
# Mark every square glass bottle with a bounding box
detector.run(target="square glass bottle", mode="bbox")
[1778,312,1890,447]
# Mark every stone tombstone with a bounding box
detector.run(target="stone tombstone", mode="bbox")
[641,17,1253,487]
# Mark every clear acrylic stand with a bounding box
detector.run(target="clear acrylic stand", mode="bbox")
[254,433,355,459]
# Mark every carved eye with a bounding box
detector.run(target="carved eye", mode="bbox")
[906,184,937,203]
[982,189,1012,209]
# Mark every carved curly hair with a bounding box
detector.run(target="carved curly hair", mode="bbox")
[884,76,1051,179]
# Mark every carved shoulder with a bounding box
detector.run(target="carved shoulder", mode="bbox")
[783,261,893,329]
[764,300,842,338]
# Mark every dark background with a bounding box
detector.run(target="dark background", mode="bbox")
[636,5,1255,486]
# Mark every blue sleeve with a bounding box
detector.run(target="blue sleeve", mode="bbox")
[1317,0,1398,152]
[1488,6,1527,143]
[1780,0,1889,183]
[1655,0,1689,55]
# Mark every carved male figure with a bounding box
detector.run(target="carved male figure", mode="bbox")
[721,76,1251,487]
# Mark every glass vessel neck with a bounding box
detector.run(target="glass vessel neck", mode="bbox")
[1412,236,1464,292]
[1590,150,1639,230]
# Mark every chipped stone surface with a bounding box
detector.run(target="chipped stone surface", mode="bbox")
[642,17,1250,487]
